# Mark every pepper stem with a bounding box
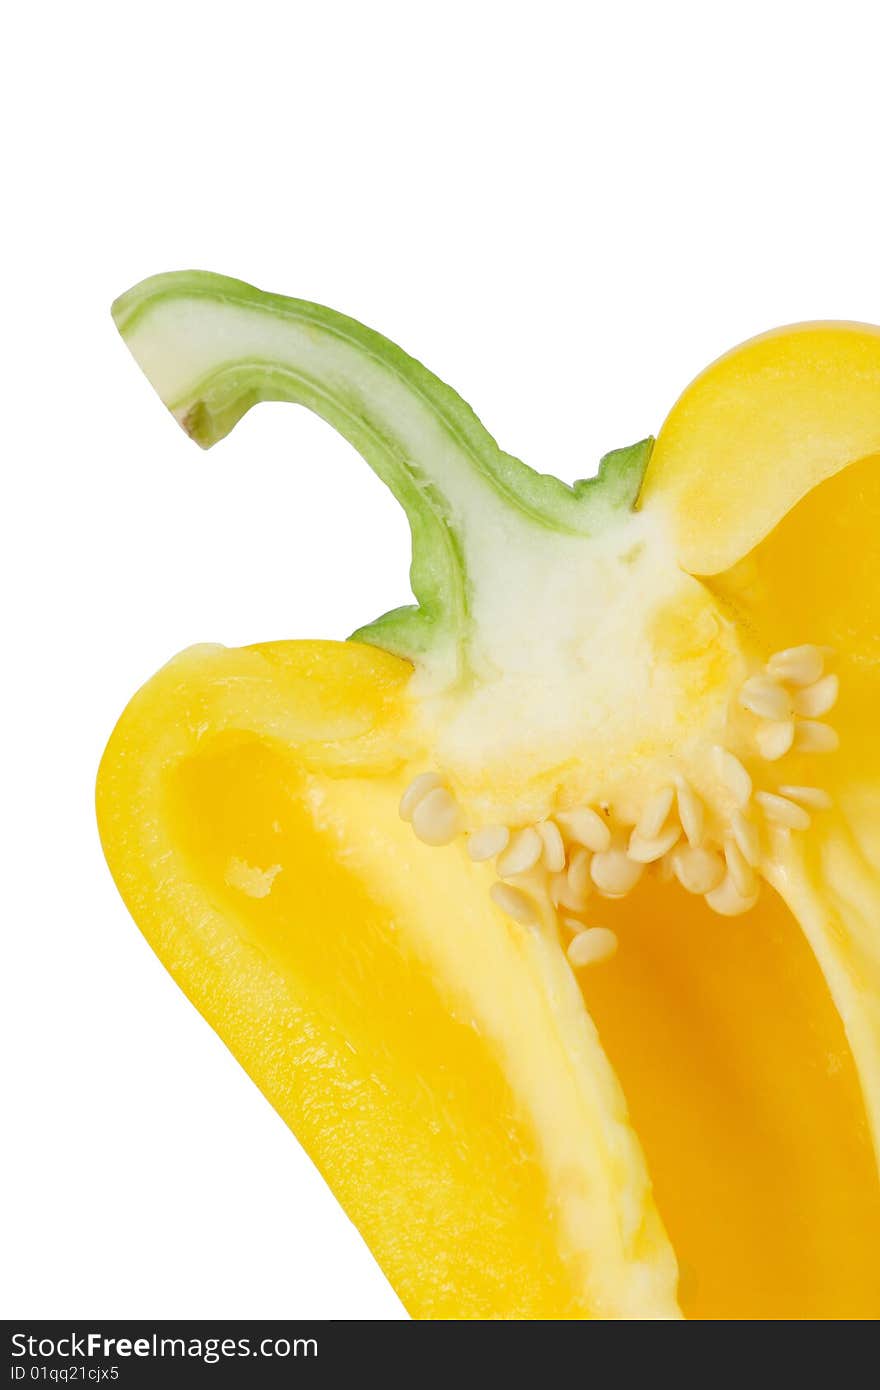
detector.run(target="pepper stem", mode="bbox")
[113,270,652,678]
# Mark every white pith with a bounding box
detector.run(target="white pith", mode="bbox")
[414,508,742,795]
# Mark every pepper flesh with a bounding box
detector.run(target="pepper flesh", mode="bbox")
[98,273,880,1319]
[98,641,680,1318]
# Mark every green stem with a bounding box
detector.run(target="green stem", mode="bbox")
[113,270,652,669]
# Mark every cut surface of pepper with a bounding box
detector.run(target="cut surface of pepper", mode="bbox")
[98,273,880,1319]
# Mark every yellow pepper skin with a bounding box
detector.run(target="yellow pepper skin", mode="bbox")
[99,274,880,1319]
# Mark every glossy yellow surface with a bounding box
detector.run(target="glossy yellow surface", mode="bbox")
[99,634,880,1318]
[706,451,880,1173]
[642,322,880,575]
[99,640,680,1319]
[584,877,880,1320]
[99,323,880,1318]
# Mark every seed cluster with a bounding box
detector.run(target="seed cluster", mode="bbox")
[399,644,838,973]
[739,644,839,760]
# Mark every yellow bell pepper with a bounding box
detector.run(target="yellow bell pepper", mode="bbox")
[98,274,880,1320]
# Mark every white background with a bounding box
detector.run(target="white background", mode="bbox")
[3,0,879,1319]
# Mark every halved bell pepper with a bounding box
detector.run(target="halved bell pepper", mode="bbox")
[98,274,880,1319]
